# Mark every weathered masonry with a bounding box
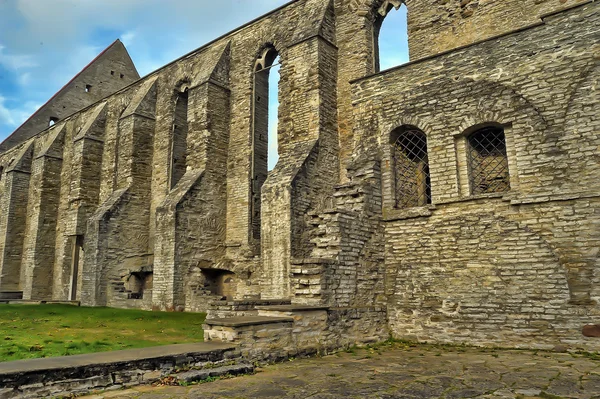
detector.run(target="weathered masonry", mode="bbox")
[0,0,598,353]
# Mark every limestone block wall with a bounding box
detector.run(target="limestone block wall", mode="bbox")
[350,2,600,350]
[303,161,386,309]
[80,78,157,307]
[20,127,65,299]
[404,0,590,60]
[0,143,33,291]
[153,77,231,312]
[332,0,590,176]
[0,0,340,306]
[261,34,340,299]
[224,0,334,263]
[385,198,600,350]
[0,0,596,356]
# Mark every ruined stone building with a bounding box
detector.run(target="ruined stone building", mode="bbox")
[0,0,598,351]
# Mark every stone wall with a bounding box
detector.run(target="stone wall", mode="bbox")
[0,0,341,311]
[350,2,600,350]
[0,0,597,353]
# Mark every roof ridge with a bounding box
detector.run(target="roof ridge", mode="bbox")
[6,39,126,140]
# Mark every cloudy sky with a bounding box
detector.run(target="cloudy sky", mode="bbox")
[0,0,408,168]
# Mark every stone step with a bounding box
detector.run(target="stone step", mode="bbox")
[255,304,329,316]
[174,363,254,384]
[203,316,295,361]
[203,316,294,344]
[204,316,294,328]
[211,299,292,306]
[207,299,292,319]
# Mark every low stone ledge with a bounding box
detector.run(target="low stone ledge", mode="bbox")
[0,292,23,300]
[204,316,294,328]
[0,342,236,398]
[0,300,80,306]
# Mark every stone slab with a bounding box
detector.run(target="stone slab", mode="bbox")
[204,316,294,327]
[0,300,80,306]
[0,342,235,375]
[211,299,291,306]
[255,305,329,312]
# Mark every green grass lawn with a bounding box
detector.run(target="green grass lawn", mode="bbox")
[0,304,206,362]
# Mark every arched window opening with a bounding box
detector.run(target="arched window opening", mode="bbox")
[268,58,280,171]
[251,46,280,240]
[391,126,431,208]
[170,88,189,189]
[467,125,510,195]
[48,117,58,127]
[375,1,409,72]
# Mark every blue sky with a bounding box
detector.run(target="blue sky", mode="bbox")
[0,0,408,169]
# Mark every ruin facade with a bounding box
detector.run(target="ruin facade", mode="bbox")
[0,0,598,351]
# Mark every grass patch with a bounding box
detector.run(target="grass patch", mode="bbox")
[0,304,206,362]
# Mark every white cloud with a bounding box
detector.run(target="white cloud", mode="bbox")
[0,44,37,71]
[17,72,32,86]
[121,31,136,47]
[0,95,41,128]
[0,96,16,126]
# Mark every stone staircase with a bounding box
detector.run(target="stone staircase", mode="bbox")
[203,299,332,361]
[203,164,389,361]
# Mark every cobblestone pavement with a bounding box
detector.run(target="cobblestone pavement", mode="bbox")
[89,343,600,399]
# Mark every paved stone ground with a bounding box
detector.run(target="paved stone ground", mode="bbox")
[88,343,600,399]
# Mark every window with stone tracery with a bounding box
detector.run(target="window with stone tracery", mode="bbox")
[391,126,431,208]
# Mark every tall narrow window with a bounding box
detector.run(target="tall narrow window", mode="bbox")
[374,1,409,72]
[268,58,280,171]
[391,126,431,208]
[170,88,188,189]
[467,125,510,195]
[251,45,280,239]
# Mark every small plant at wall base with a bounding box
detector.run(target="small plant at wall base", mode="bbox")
[0,304,206,362]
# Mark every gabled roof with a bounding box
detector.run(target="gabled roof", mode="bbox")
[0,39,139,152]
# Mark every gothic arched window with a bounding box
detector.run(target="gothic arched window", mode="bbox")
[374,0,409,72]
[251,45,280,239]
